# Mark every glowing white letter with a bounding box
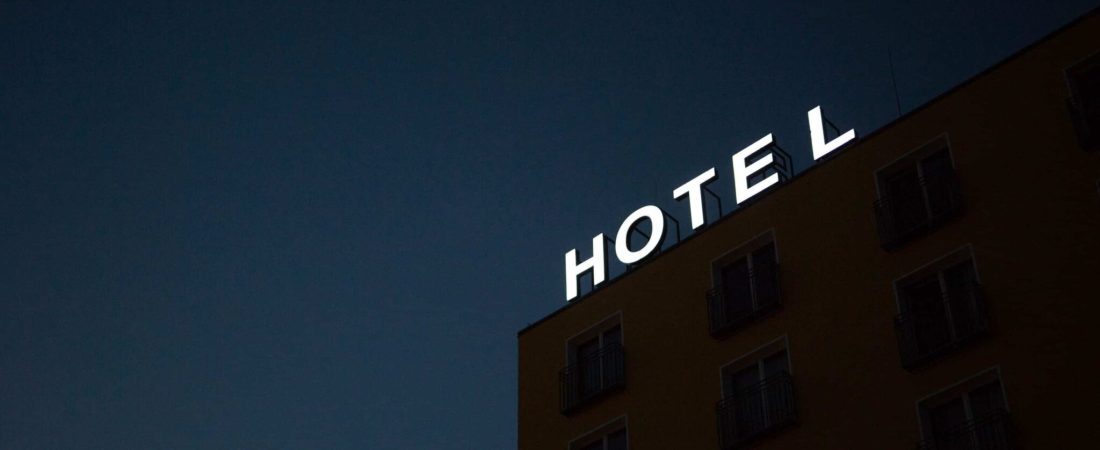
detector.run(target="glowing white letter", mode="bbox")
[672,168,717,230]
[808,105,857,160]
[614,205,666,265]
[731,134,780,204]
[565,234,607,301]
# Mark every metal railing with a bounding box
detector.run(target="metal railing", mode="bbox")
[895,282,988,369]
[706,264,781,336]
[874,172,962,250]
[716,372,796,449]
[917,409,1013,450]
[559,343,624,414]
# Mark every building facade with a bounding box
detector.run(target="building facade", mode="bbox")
[518,9,1100,450]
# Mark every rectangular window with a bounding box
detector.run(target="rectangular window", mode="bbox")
[919,371,1012,449]
[560,316,625,414]
[874,137,963,250]
[894,249,988,369]
[708,233,781,336]
[1067,53,1100,151]
[717,339,796,448]
[575,325,622,398]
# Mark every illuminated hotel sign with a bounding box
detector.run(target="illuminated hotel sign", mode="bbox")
[565,105,857,301]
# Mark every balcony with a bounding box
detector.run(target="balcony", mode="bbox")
[559,343,624,414]
[917,409,1013,450]
[716,372,796,449]
[874,172,963,250]
[706,265,781,336]
[895,282,988,369]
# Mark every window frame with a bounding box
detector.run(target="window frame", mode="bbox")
[896,244,979,299]
[1064,50,1100,151]
[892,245,989,368]
[567,415,628,450]
[873,133,963,249]
[874,134,958,197]
[718,335,793,398]
[915,367,1011,446]
[707,229,781,336]
[565,311,624,365]
[560,312,626,414]
[892,245,982,311]
[715,335,796,447]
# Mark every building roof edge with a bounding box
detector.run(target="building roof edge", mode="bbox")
[517,4,1100,338]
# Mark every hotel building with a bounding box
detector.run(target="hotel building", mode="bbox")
[518,8,1100,450]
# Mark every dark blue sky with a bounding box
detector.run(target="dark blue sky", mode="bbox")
[1,1,1094,448]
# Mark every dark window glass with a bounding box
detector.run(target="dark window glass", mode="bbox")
[730,364,764,435]
[751,243,778,307]
[605,429,628,450]
[576,338,601,397]
[728,364,759,395]
[969,381,1008,448]
[943,262,979,338]
[761,351,789,428]
[562,323,625,413]
[600,326,622,387]
[902,276,951,355]
[900,276,943,313]
[580,441,602,450]
[875,145,962,249]
[883,165,925,234]
[721,258,753,317]
[576,338,599,356]
[942,261,975,288]
[921,149,956,217]
[968,380,1005,418]
[601,326,621,349]
[920,149,953,180]
[723,350,790,437]
[1074,63,1100,129]
[895,257,989,369]
[762,351,788,378]
[930,398,968,438]
[709,238,782,336]
[1067,57,1100,151]
[923,379,1008,449]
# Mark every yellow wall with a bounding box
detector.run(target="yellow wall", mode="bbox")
[519,11,1100,450]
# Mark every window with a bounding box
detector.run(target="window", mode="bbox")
[874,137,963,250]
[577,429,627,450]
[717,339,796,449]
[570,417,628,450]
[918,371,1012,450]
[1066,52,1100,151]
[894,249,988,369]
[707,233,780,336]
[560,315,625,414]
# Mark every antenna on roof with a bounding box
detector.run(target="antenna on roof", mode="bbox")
[888,46,902,117]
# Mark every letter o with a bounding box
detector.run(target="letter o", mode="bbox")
[615,205,666,265]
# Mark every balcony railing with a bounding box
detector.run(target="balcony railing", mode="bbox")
[917,409,1013,450]
[717,372,796,449]
[559,343,624,414]
[706,265,781,336]
[895,282,988,369]
[874,173,963,250]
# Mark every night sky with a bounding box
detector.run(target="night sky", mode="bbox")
[2,1,1095,448]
